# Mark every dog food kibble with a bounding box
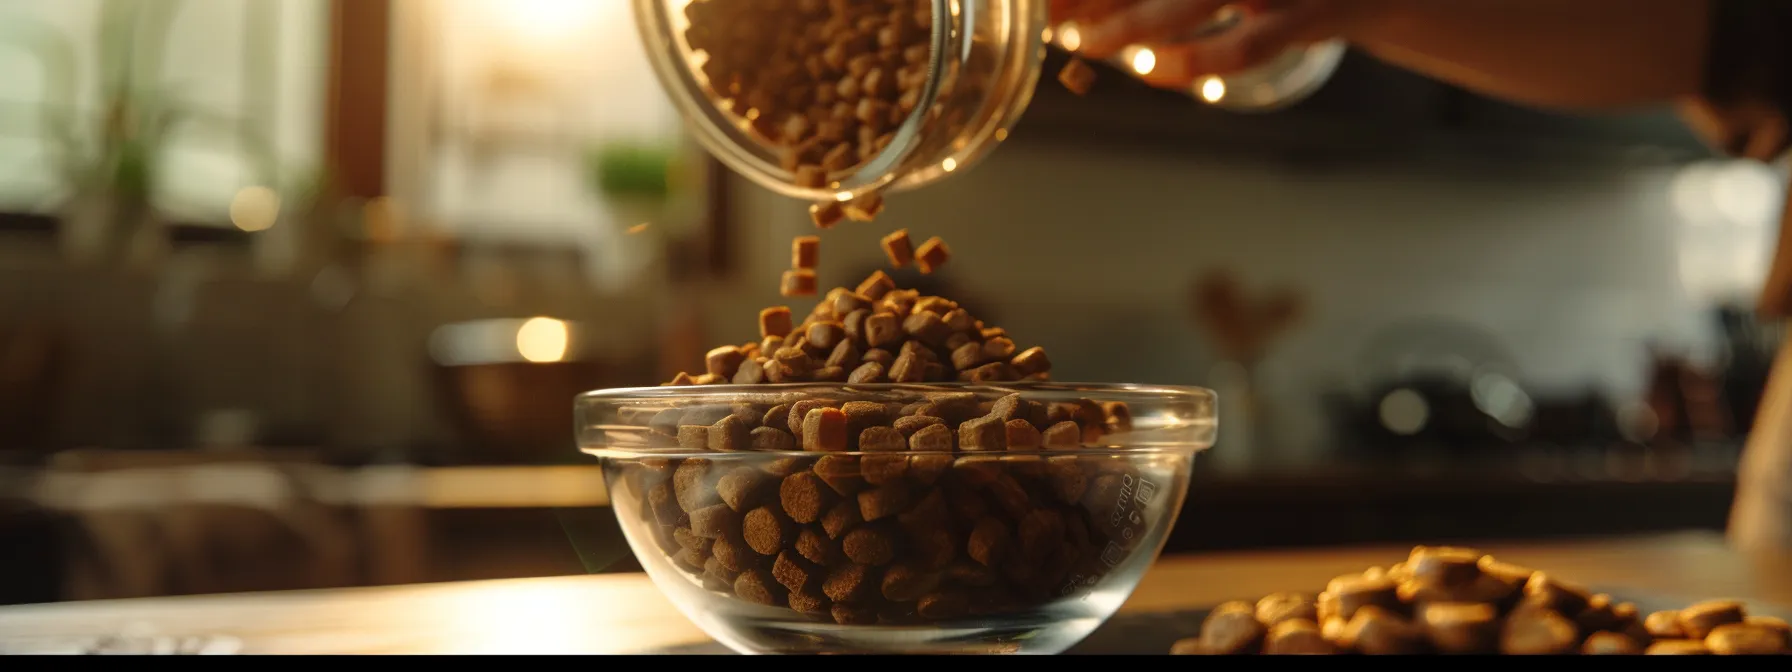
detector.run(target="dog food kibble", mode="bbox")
[1167,546,1791,655]
[781,270,818,297]
[792,236,821,269]
[914,237,951,274]
[809,202,847,230]
[1058,58,1098,96]
[880,230,915,268]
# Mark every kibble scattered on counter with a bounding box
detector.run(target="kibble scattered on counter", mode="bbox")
[1170,545,1792,655]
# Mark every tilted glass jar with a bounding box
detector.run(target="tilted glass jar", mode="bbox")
[633,1,1342,202]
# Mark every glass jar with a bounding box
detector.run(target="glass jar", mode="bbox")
[633,1,1341,202]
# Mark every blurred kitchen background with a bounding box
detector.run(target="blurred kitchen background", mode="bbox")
[0,0,1781,606]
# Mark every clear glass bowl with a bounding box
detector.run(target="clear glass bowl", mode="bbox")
[578,382,1216,654]
[633,0,1049,203]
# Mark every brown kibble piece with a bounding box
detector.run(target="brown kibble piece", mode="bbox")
[882,564,942,602]
[1265,619,1338,655]
[781,269,817,297]
[1500,606,1580,655]
[785,400,831,436]
[1256,593,1320,627]
[1326,574,1401,622]
[809,202,845,229]
[823,563,877,604]
[1042,422,1081,448]
[1522,572,1592,616]
[1420,602,1500,654]
[1750,616,1792,647]
[1679,600,1746,640]
[821,499,863,539]
[716,467,773,511]
[856,270,896,301]
[708,415,750,452]
[881,229,915,268]
[1004,419,1041,451]
[771,550,821,593]
[705,346,747,379]
[794,165,827,189]
[1646,640,1712,655]
[914,237,950,274]
[968,517,1010,567]
[787,590,829,616]
[1046,456,1088,503]
[689,504,741,540]
[1010,347,1051,377]
[1705,623,1787,655]
[843,525,897,565]
[1058,58,1097,96]
[1408,546,1484,588]
[894,415,944,438]
[864,313,903,349]
[742,506,796,556]
[647,482,680,526]
[795,527,839,565]
[677,425,709,450]
[814,454,863,496]
[1200,601,1269,655]
[673,460,718,512]
[858,481,912,522]
[1340,605,1427,655]
[791,236,820,270]
[711,534,763,574]
[734,569,785,607]
[848,361,887,384]
[1645,610,1686,638]
[1583,631,1644,655]
[1170,639,1214,655]
[802,407,849,452]
[780,472,835,524]
[841,402,888,444]
[844,192,885,222]
[749,426,797,452]
[958,415,1005,451]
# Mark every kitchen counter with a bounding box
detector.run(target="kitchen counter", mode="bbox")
[1,531,1786,654]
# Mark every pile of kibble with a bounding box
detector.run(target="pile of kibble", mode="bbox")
[1171,546,1792,655]
[624,269,1174,626]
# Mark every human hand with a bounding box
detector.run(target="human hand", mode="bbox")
[1049,0,1389,89]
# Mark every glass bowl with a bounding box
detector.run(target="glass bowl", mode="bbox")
[633,0,1049,203]
[578,382,1215,655]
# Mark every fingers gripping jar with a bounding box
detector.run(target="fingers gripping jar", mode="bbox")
[634,1,1342,205]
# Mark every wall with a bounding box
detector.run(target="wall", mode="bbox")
[700,138,1785,457]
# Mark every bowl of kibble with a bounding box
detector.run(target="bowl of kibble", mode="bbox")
[577,274,1215,654]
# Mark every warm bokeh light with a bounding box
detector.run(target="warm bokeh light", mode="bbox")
[626,223,651,235]
[491,0,601,43]
[942,158,958,172]
[1057,23,1082,52]
[1199,76,1227,103]
[229,186,281,232]
[1130,47,1157,76]
[516,317,570,363]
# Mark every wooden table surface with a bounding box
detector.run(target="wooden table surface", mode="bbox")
[2,531,1788,655]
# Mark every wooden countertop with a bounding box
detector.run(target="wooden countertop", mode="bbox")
[2,531,1787,655]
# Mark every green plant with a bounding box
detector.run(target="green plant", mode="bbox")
[0,0,290,215]
[585,142,676,203]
